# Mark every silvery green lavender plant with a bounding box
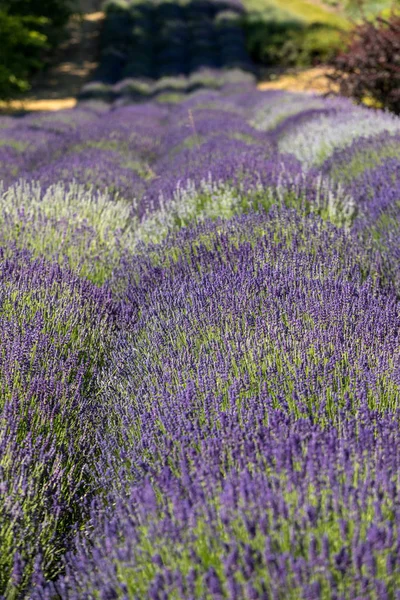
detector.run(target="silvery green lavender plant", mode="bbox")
[276,107,400,169]
[0,180,136,284]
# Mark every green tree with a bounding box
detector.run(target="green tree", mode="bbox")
[0,0,77,100]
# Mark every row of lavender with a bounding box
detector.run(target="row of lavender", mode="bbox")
[1,84,400,598]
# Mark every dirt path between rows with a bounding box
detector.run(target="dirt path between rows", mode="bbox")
[257,66,337,95]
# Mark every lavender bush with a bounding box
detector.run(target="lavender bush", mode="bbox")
[0,250,127,595]
[1,53,400,599]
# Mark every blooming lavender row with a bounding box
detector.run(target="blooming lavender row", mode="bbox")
[1,82,400,599]
[79,68,256,104]
[2,86,398,213]
[36,210,400,599]
[0,249,132,596]
[41,413,400,600]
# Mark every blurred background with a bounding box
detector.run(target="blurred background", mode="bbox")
[0,0,398,112]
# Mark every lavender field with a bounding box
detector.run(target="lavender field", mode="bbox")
[1,3,400,597]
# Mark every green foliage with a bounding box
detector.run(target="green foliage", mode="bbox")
[242,0,349,68]
[334,0,396,19]
[0,0,76,100]
[0,11,47,98]
[103,0,130,13]
[3,0,75,28]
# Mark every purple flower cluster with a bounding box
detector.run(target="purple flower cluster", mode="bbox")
[1,69,400,600]
[0,249,127,594]
[37,212,400,599]
[31,147,146,200]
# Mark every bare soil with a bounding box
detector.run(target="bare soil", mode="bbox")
[257,66,338,95]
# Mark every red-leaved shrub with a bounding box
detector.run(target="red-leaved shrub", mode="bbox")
[328,11,400,114]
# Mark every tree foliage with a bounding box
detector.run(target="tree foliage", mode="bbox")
[0,0,76,100]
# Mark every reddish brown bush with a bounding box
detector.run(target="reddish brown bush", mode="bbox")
[328,11,400,114]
